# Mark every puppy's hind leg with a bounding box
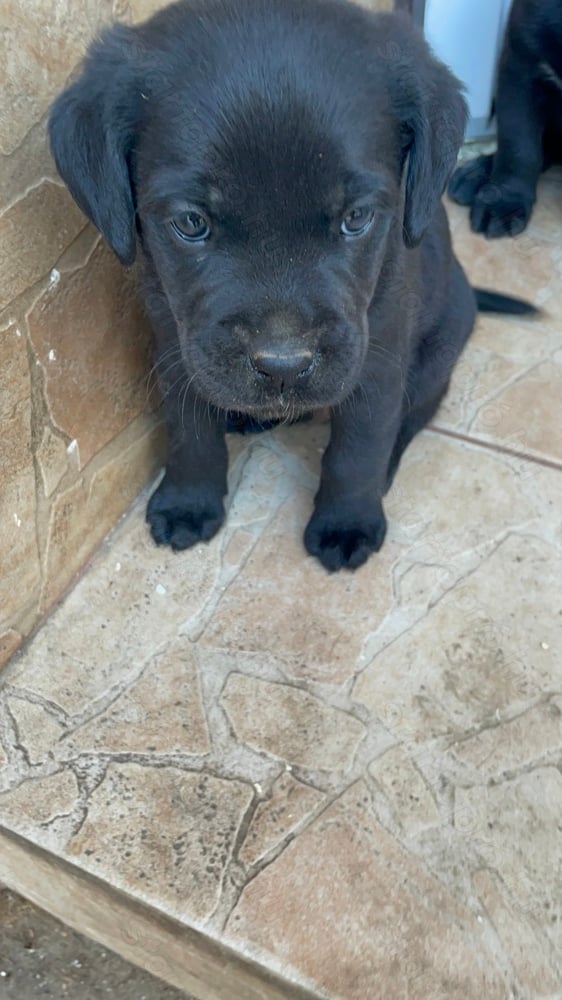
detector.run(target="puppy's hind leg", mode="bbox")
[385,385,449,493]
[385,263,476,492]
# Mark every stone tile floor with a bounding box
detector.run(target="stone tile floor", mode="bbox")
[0,174,561,999]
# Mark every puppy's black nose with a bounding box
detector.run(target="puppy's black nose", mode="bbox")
[249,349,315,390]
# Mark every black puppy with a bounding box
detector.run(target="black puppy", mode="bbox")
[449,0,562,238]
[49,0,530,573]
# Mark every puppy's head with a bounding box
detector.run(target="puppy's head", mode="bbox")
[50,0,466,417]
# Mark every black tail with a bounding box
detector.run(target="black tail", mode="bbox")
[474,288,539,316]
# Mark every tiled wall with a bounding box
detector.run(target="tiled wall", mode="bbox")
[0,0,172,669]
[0,0,399,671]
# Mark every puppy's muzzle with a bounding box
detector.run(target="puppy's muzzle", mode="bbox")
[226,307,320,391]
[249,348,316,390]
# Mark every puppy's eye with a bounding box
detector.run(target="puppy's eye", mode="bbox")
[340,206,375,237]
[171,210,211,242]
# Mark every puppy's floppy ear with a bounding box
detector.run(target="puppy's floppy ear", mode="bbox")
[392,26,468,248]
[49,25,142,266]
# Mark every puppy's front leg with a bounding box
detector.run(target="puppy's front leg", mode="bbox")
[147,368,228,552]
[305,383,403,572]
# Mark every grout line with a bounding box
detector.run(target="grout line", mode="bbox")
[427,424,562,473]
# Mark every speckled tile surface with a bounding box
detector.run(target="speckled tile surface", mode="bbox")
[440,169,562,468]
[1,187,561,999]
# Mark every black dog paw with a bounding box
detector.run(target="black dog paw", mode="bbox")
[146,476,225,551]
[470,184,534,238]
[304,508,387,572]
[448,154,493,206]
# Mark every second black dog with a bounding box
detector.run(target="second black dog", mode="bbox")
[449,0,562,238]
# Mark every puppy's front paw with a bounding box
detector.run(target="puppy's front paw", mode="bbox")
[448,154,493,206]
[304,506,387,572]
[470,184,534,238]
[147,476,225,551]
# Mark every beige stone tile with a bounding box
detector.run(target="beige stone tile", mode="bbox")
[468,358,562,465]
[7,699,64,765]
[368,745,440,836]
[40,477,89,604]
[0,772,78,828]
[40,417,165,613]
[224,442,295,528]
[27,242,154,468]
[469,311,558,361]
[67,765,253,924]
[127,0,176,21]
[385,432,538,558]
[220,674,365,771]
[202,493,400,685]
[353,531,561,742]
[448,196,558,305]
[454,770,562,952]
[226,781,511,999]
[0,119,58,209]
[0,183,85,310]
[435,313,559,440]
[8,503,220,715]
[239,774,325,867]
[61,638,210,756]
[474,869,561,996]
[449,698,562,778]
[0,322,41,631]
[221,529,257,570]
[468,233,556,304]
[36,426,73,498]
[0,0,114,157]
[1,399,560,996]
[443,180,562,466]
[267,415,329,475]
[0,631,22,672]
